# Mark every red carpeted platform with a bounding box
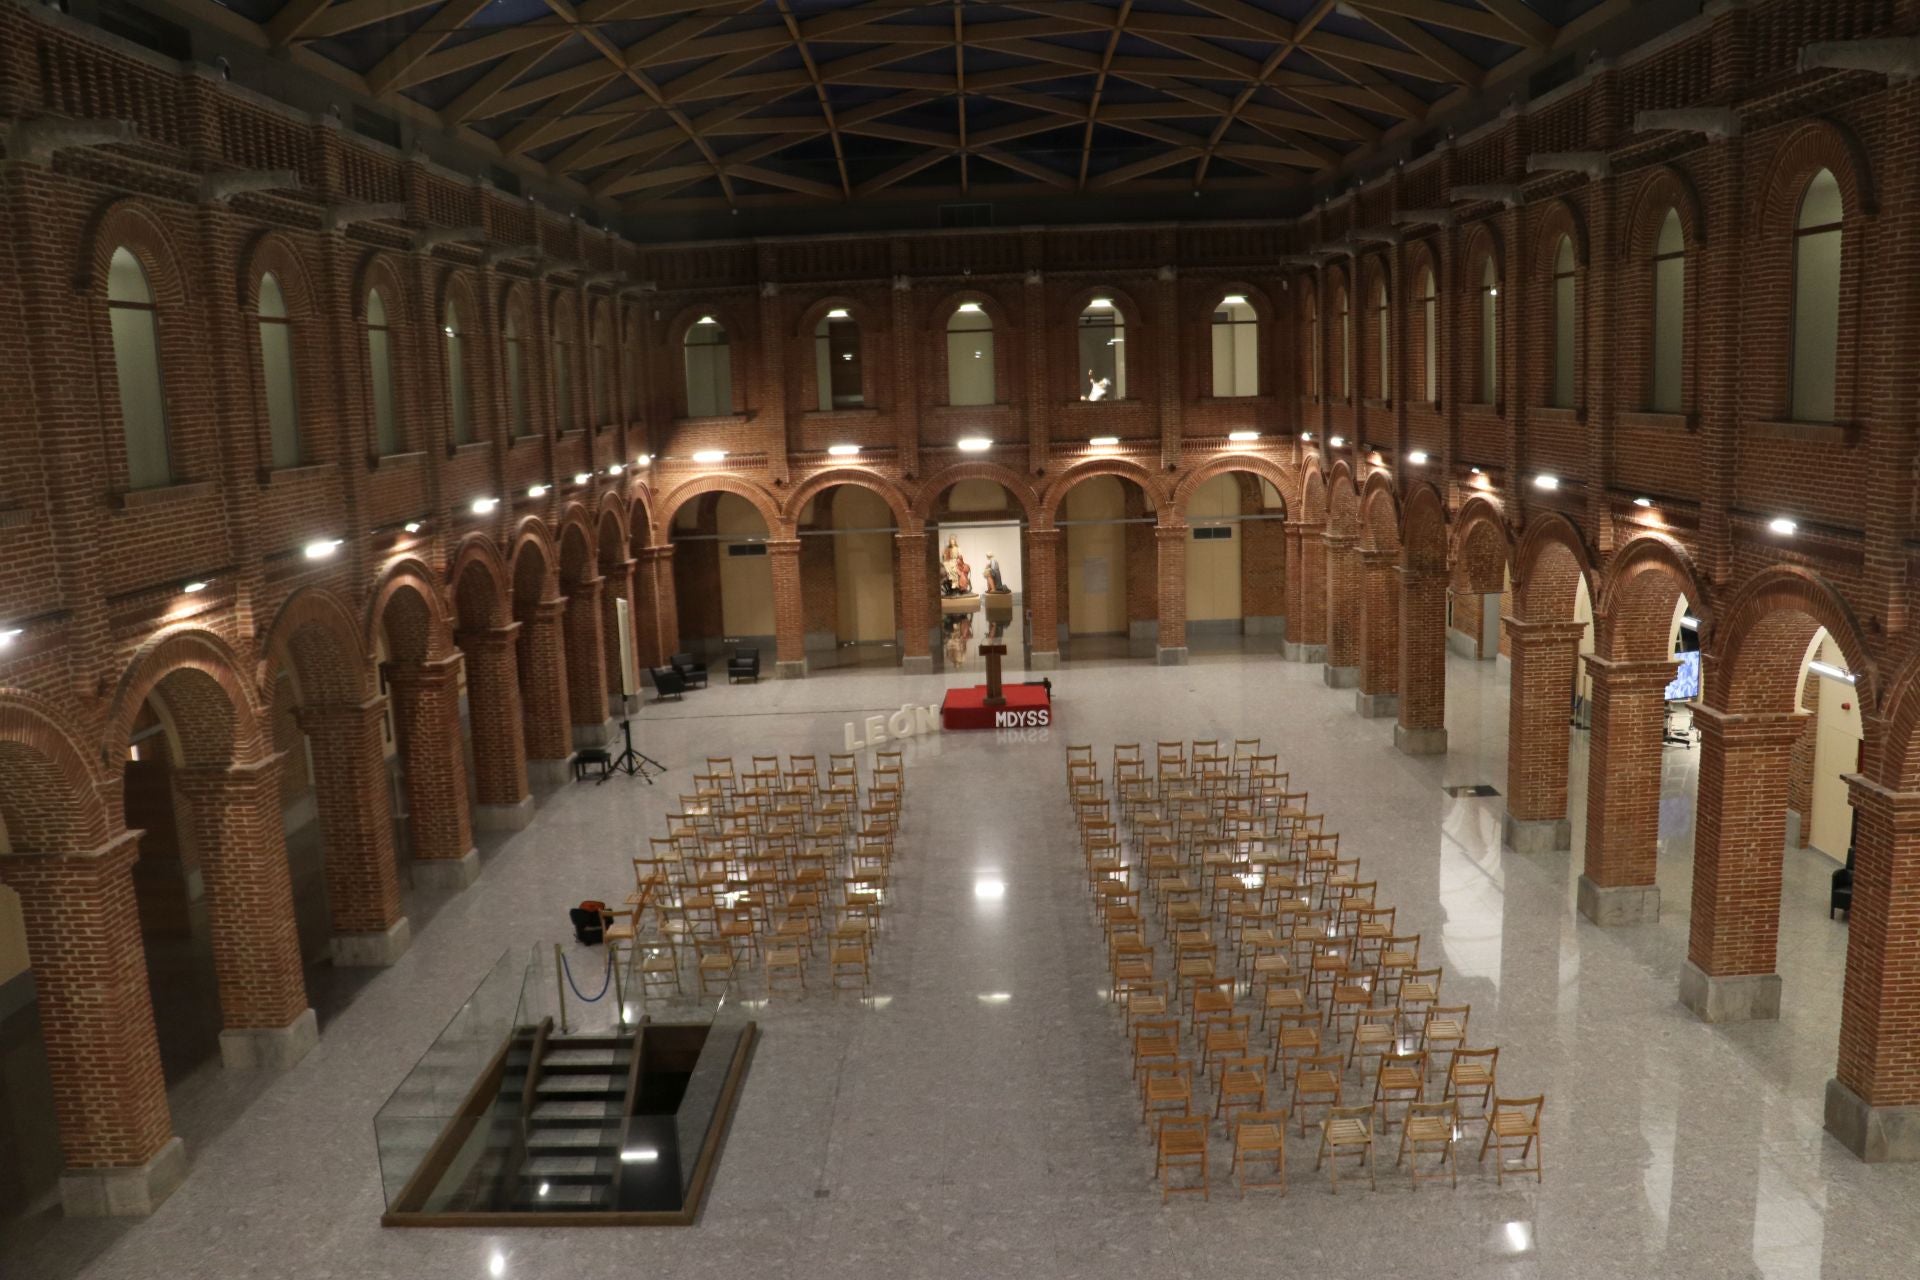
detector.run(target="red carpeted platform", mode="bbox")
[941,683,1053,730]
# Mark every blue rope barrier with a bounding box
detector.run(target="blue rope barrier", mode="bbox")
[561,948,613,1002]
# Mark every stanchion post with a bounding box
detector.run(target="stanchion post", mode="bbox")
[554,942,568,1034]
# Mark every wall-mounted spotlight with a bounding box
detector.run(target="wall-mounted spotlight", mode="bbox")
[403,520,424,534]
[1533,474,1559,490]
[183,579,210,593]
[957,437,992,453]
[1228,430,1259,442]
[1407,451,1428,465]
[303,538,343,560]
[1633,496,1654,508]
[828,444,861,457]
[527,484,549,499]
[1809,659,1857,685]
[1768,516,1797,535]
[692,449,728,463]
[471,496,500,514]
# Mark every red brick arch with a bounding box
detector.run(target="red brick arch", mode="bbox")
[1299,465,1328,526]
[924,287,1013,333]
[783,469,912,528]
[1531,198,1588,273]
[436,267,481,330]
[1040,457,1166,523]
[103,627,269,769]
[1171,454,1294,518]
[1449,494,1511,593]
[1596,533,1710,664]
[1706,565,1876,716]
[794,293,881,339]
[1761,118,1876,228]
[1879,649,1920,791]
[79,198,190,305]
[655,475,785,540]
[595,502,629,571]
[1359,471,1400,552]
[259,586,374,706]
[511,524,557,610]
[1626,164,1706,257]
[1461,223,1504,289]
[239,230,318,318]
[556,507,597,586]
[1061,284,1148,402]
[365,559,454,663]
[910,460,1041,524]
[628,487,656,552]
[447,534,513,630]
[0,689,114,852]
[1513,512,1593,623]
[1325,461,1361,538]
[1401,482,1448,574]
[352,252,410,323]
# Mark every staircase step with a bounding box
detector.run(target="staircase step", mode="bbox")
[526,1126,618,1150]
[531,1098,624,1121]
[519,1182,610,1209]
[541,1048,627,1069]
[536,1074,620,1094]
[522,1154,610,1178]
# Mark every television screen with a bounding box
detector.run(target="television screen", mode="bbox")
[1665,650,1701,702]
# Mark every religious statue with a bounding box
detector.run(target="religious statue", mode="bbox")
[1084,369,1111,402]
[940,535,973,595]
[981,552,1008,594]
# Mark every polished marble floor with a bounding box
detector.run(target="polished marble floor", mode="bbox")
[4,648,1917,1279]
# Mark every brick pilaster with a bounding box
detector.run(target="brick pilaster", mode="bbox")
[0,834,176,1172]
[1154,523,1187,658]
[1396,567,1447,751]
[172,758,311,1032]
[1503,618,1587,847]
[1833,776,1920,1114]
[1357,548,1400,704]
[1285,522,1326,648]
[1579,655,1676,920]
[563,574,609,727]
[384,657,476,863]
[1026,527,1060,665]
[768,538,806,674]
[1322,532,1360,673]
[455,624,530,808]
[517,597,573,764]
[895,531,930,665]
[291,698,405,936]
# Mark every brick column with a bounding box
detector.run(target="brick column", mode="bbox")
[1395,567,1448,755]
[1577,656,1675,926]
[292,698,412,964]
[563,575,613,749]
[896,530,932,674]
[601,557,638,714]
[385,657,479,889]
[1321,532,1360,687]
[0,834,186,1216]
[1026,527,1060,670]
[638,545,675,666]
[1355,549,1400,717]
[769,538,808,678]
[1154,523,1189,665]
[1681,705,1805,1022]
[1282,521,1326,662]
[517,597,573,789]
[1502,618,1586,853]
[456,624,533,831]
[172,757,318,1068]
[1827,775,1920,1161]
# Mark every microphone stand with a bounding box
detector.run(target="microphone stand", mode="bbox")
[603,718,665,784]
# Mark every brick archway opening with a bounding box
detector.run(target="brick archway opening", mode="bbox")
[1180,469,1289,656]
[557,519,614,745]
[795,482,903,671]
[1052,472,1159,662]
[511,536,572,779]
[374,579,477,885]
[924,475,1031,672]
[452,551,531,824]
[669,491,775,664]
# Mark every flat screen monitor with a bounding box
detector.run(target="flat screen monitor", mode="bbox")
[1665,650,1701,703]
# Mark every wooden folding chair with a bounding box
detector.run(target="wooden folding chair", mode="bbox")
[1317,1104,1377,1193]
[1231,1109,1288,1197]
[1399,1099,1458,1189]
[1479,1095,1544,1184]
[1156,1115,1210,1202]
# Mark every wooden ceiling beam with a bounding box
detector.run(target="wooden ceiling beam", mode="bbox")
[773,0,852,200]
[443,36,573,124]
[364,0,494,97]
[854,147,956,197]
[973,146,1074,189]
[1342,0,1524,45]
[725,163,842,200]
[1091,146,1201,189]
[1356,8,1485,86]
[1478,0,1557,50]
[300,0,442,42]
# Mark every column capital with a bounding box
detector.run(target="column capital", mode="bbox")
[454,622,523,650]
[1581,654,1680,687]
[530,596,569,624]
[893,529,928,546]
[1690,703,1808,745]
[602,556,636,576]
[1321,530,1358,549]
[641,544,674,564]
[176,751,290,784]
[1843,773,1920,822]
[1154,523,1188,542]
[293,695,389,730]
[1394,563,1448,583]
[1026,525,1060,544]
[0,829,143,876]
[765,537,802,558]
[383,653,465,688]
[1358,547,1399,568]
[1500,616,1589,644]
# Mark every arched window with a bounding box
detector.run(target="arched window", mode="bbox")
[1210,294,1258,397]
[1550,236,1576,409]
[257,272,300,469]
[1372,279,1389,401]
[684,315,732,416]
[1335,285,1351,400]
[444,299,472,444]
[1791,168,1842,422]
[365,289,400,456]
[504,312,530,437]
[1650,209,1685,413]
[108,246,171,488]
[593,318,616,428]
[1477,258,1499,404]
[1304,292,1319,399]
[1078,298,1125,400]
[553,323,575,432]
[814,308,864,410]
[1418,267,1437,402]
[946,303,995,405]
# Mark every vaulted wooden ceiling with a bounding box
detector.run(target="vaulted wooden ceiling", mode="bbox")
[218,0,1598,212]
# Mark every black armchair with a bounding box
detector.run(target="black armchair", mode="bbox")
[1831,849,1854,920]
[728,648,760,684]
[650,665,688,702]
[670,652,709,688]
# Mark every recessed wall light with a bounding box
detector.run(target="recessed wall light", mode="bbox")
[1229,430,1259,442]
[1087,297,1113,309]
[1680,615,1701,631]
[1769,516,1797,535]
[1300,432,1314,442]
[826,307,850,319]
[1221,294,1248,306]
[693,449,728,463]
[1408,451,1428,465]
[303,538,343,560]
[695,315,717,326]
[974,878,1007,900]
[606,463,623,474]
[1470,466,1483,475]
[956,301,983,313]
[1533,474,1559,490]
[1634,496,1654,508]
[620,1148,660,1163]
[1,628,23,645]
[636,454,652,465]
[1328,435,1345,448]
[1089,436,1119,447]
[828,444,861,456]
[957,437,991,452]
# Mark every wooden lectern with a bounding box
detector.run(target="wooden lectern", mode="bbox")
[980,643,1008,708]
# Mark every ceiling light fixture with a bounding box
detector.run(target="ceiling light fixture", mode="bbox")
[1229,430,1259,442]
[1769,516,1797,535]
[692,449,728,464]
[471,496,499,514]
[828,444,861,457]
[1408,451,1428,465]
[303,538,343,560]
[1533,474,1559,490]
[957,437,992,453]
